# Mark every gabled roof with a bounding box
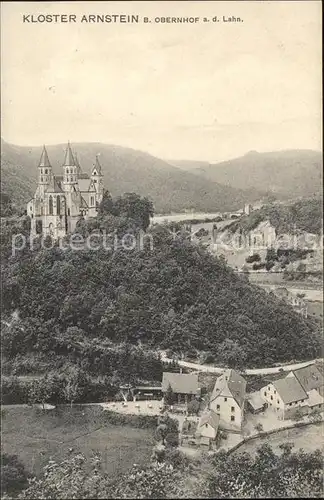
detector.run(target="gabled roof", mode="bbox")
[38,146,51,168]
[162,372,199,395]
[46,175,63,193]
[290,365,324,393]
[63,142,75,166]
[210,369,246,408]
[78,178,92,192]
[80,196,88,208]
[198,410,219,431]
[273,377,308,404]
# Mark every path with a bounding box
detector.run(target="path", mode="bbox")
[161,352,323,376]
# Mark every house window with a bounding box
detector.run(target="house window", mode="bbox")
[270,396,273,401]
[231,415,235,422]
[289,403,292,407]
[224,398,227,402]
[205,423,208,428]
[274,390,276,394]
[45,169,48,174]
[264,392,267,397]
[301,399,304,403]
[231,406,235,412]
[216,404,220,411]
[268,387,270,391]
[277,400,280,404]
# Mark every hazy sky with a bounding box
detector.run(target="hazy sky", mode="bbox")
[1,1,322,161]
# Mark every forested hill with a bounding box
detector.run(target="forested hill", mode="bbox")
[227,197,323,235]
[1,139,264,214]
[172,150,322,200]
[1,210,320,375]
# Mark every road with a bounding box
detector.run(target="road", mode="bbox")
[161,352,323,376]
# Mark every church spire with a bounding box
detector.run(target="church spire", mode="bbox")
[38,145,51,168]
[74,152,82,175]
[92,153,102,175]
[63,141,75,166]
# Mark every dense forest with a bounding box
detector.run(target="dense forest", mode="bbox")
[1,192,321,392]
[228,197,323,235]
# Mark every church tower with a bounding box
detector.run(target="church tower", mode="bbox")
[90,154,104,204]
[62,142,78,189]
[37,146,53,197]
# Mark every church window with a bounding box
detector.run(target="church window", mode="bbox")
[45,169,48,174]
[68,208,70,216]
[70,176,73,182]
[56,196,61,215]
[41,176,44,183]
[49,196,53,215]
[90,196,94,206]
[66,168,69,174]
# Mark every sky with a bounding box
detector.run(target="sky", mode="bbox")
[1,1,322,162]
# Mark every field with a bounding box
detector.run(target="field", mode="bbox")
[234,423,324,457]
[1,405,155,477]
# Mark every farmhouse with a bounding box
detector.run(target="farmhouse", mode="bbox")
[208,369,246,431]
[196,409,220,447]
[162,372,200,404]
[260,364,324,419]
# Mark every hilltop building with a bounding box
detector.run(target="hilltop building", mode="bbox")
[27,143,104,239]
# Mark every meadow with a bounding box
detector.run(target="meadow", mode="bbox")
[1,405,155,477]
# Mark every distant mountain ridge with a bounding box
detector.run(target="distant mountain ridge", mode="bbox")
[171,149,322,199]
[0,139,265,214]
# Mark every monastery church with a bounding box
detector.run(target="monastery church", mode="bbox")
[27,143,104,238]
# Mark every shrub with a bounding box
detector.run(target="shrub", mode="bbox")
[1,453,29,494]
[246,254,261,264]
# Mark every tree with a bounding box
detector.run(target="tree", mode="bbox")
[187,398,200,415]
[164,383,176,406]
[254,422,264,432]
[113,192,154,231]
[97,189,114,216]
[60,366,88,408]
[28,376,55,409]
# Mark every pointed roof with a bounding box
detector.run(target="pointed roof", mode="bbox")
[91,154,102,175]
[210,369,246,408]
[38,145,51,168]
[74,152,82,174]
[63,142,75,166]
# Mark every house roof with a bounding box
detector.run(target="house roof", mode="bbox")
[210,369,246,408]
[303,388,324,407]
[247,391,266,410]
[198,410,219,431]
[162,372,199,395]
[273,377,308,404]
[290,365,324,393]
